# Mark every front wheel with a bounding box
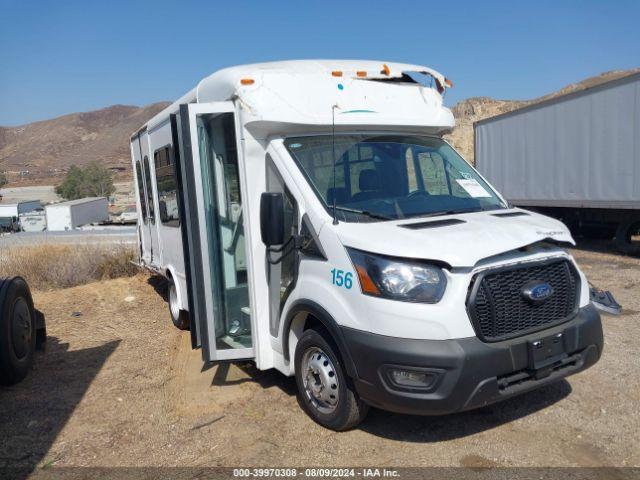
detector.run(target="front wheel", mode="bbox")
[294,328,368,431]
[168,278,189,330]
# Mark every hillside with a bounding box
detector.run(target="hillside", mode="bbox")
[445,68,639,163]
[0,102,169,185]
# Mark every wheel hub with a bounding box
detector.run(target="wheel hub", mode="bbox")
[11,297,32,360]
[302,347,339,414]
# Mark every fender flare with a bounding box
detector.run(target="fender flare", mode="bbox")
[282,299,358,379]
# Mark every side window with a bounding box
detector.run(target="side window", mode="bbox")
[135,160,147,223]
[154,146,180,227]
[143,155,155,224]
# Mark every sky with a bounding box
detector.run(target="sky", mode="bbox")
[0,0,638,126]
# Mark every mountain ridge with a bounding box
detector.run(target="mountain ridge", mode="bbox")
[0,102,170,185]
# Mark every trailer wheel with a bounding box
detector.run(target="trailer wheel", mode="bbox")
[294,328,368,431]
[615,218,640,255]
[0,277,37,386]
[168,278,189,330]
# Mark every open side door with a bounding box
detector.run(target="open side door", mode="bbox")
[174,102,254,362]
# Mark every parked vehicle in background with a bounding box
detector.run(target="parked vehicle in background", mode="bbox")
[130,60,604,430]
[45,197,109,231]
[118,205,138,224]
[475,72,640,255]
[0,217,18,233]
[0,200,42,232]
[19,208,47,232]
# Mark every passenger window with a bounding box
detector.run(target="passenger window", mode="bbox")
[154,146,180,227]
[135,160,147,223]
[143,155,155,224]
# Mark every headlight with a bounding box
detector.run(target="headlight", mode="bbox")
[347,248,447,303]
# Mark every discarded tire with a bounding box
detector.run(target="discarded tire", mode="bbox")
[0,277,37,386]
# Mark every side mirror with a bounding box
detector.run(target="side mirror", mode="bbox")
[260,192,285,247]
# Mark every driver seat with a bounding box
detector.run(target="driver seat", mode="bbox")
[352,169,382,203]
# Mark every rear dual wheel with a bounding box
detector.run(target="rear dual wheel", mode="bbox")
[294,328,368,431]
[0,277,37,386]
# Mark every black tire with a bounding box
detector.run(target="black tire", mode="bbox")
[168,277,189,330]
[615,218,640,255]
[0,277,37,386]
[294,327,368,431]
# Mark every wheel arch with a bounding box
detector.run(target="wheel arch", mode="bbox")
[282,299,358,379]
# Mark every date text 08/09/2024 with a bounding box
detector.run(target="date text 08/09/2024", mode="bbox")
[233,468,400,477]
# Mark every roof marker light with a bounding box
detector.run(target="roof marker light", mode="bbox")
[240,78,255,85]
[332,71,343,77]
[356,71,367,77]
[445,78,453,88]
[381,64,391,75]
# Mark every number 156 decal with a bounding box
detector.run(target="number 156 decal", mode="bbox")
[331,268,353,289]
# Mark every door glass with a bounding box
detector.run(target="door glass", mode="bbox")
[266,156,298,336]
[196,113,251,350]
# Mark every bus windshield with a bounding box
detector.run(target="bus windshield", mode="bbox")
[285,134,506,222]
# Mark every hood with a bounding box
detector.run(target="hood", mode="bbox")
[333,209,574,268]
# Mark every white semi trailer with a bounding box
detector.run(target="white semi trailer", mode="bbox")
[45,197,109,231]
[0,200,41,232]
[475,72,640,254]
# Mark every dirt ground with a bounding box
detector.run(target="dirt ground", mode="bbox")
[1,244,639,474]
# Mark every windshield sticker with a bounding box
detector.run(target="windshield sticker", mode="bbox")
[456,179,492,198]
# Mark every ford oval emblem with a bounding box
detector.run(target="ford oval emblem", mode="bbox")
[522,281,554,304]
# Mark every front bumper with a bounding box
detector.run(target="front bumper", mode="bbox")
[341,304,603,415]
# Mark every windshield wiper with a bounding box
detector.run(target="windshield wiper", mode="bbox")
[333,206,393,221]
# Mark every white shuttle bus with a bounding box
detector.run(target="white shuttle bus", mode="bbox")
[130,60,603,430]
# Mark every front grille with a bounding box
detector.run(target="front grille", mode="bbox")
[467,259,580,342]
